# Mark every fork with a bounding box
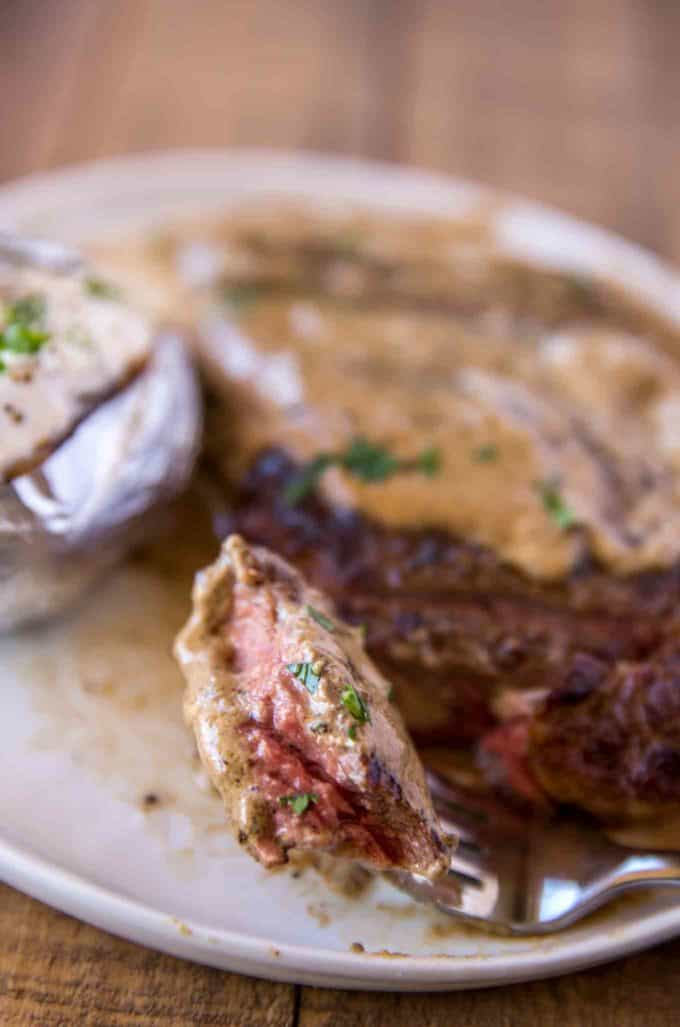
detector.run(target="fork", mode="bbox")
[389,772,680,934]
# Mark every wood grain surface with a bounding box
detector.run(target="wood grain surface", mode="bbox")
[1,1,679,1023]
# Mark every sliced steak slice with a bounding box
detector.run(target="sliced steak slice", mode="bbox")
[174,534,452,876]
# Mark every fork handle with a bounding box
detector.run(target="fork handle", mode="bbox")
[609,851,680,890]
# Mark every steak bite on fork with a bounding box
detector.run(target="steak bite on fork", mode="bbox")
[174,534,452,877]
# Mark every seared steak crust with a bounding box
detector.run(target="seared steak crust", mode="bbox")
[528,647,680,818]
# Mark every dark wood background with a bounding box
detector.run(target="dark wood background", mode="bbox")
[1,1,679,1023]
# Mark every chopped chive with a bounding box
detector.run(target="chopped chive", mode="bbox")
[286,661,322,695]
[9,294,45,323]
[306,604,335,632]
[220,282,266,311]
[284,436,442,505]
[341,682,370,725]
[536,479,576,531]
[279,792,318,815]
[473,443,498,463]
[417,446,442,477]
[84,276,122,301]
[564,272,599,310]
[331,227,363,260]
[282,453,334,505]
[0,293,49,361]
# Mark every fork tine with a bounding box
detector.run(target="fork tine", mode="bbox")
[447,851,487,884]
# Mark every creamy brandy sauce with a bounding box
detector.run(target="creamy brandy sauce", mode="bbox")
[607,816,680,852]
[200,301,680,579]
[90,201,680,582]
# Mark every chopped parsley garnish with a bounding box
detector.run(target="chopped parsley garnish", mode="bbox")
[84,276,122,301]
[341,682,370,725]
[283,454,335,506]
[347,725,357,742]
[473,443,498,463]
[342,437,440,482]
[332,230,362,260]
[418,446,442,477]
[310,721,328,734]
[286,661,322,694]
[221,282,266,312]
[564,272,600,311]
[536,479,576,531]
[306,604,335,632]
[0,293,49,364]
[284,436,442,505]
[279,792,318,815]
[10,294,45,323]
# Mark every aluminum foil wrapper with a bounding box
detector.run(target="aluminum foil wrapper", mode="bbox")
[0,332,202,632]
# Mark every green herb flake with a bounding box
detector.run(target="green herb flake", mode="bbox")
[331,226,363,260]
[279,792,318,815]
[310,721,328,734]
[286,661,321,695]
[340,436,401,482]
[282,453,334,505]
[0,293,50,362]
[84,276,122,301]
[220,282,266,312]
[564,272,600,311]
[341,682,370,725]
[536,479,576,531]
[417,446,442,477]
[306,604,335,632]
[284,436,442,505]
[473,443,498,463]
[2,321,48,354]
[347,725,357,742]
[9,294,46,323]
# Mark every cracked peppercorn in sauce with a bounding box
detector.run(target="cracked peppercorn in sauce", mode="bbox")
[91,198,680,832]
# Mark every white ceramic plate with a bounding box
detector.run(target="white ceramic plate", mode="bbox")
[1,150,680,991]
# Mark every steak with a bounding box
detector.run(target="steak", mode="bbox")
[225,449,680,819]
[174,534,452,876]
[135,199,680,826]
[527,645,680,818]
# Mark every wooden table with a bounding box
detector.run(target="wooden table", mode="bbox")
[1,1,679,1022]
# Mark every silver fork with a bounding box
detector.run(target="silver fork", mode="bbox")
[389,773,680,934]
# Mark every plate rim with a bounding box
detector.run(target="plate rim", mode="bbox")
[1,147,679,990]
[4,833,680,990]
